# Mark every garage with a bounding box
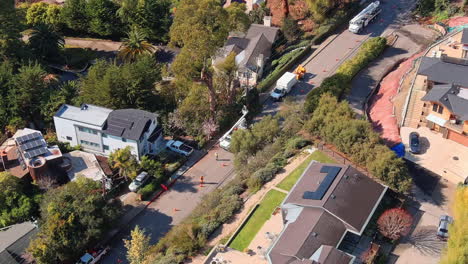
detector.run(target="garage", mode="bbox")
[447,130,468,147]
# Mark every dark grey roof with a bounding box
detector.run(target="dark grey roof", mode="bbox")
[102,109,156,141]
[461,28,468,43]
[226,37,249,50]
[245,24,279,44]
[0,222,38,264]
[318,246,353,264]
[421,84,468,120]
[268,208,347,264]
[418,56,468,87]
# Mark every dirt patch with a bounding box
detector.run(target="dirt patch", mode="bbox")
[368,53,422,146]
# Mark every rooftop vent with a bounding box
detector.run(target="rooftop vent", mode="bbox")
[81,104,89,110]
[331,194,336,199]
[344,175,349,179]
[311,232,318,237]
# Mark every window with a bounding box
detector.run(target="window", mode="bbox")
[78,127,98,135]
[122,138,127,142]
[66,136,72,141]
[103,145,109,150]
[102,133,108,138]
[432,104,444,114]
[438,105,444,114]
[80,140,100,148]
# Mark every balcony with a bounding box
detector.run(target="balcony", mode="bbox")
[445,119,464,134]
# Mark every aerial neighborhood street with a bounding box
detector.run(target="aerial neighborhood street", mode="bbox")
[0,0,467,264]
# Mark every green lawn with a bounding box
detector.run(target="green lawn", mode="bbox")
[228,190,287,251]
[276,150,336,191]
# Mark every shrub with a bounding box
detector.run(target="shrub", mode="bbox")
[305,37,387,113]
[137,179,160,201]
[377,208,413,241]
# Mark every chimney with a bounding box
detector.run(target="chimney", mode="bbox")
[263,16,272,27]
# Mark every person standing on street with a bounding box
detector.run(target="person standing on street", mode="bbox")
[215,152,219,161]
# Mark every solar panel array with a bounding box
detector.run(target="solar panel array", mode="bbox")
[303,166,342,200]
[15,132,48,160]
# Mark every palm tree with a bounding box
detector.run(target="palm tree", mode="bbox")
[118,27,155,62]
[28,24,64,60]
[108,146,138,180]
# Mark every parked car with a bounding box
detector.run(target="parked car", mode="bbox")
[129,171,149,192]
[220,135,232,150]
[409,132,420,154]
[437,215,453,240]
[76,247,109,264]
[166,140,194,156]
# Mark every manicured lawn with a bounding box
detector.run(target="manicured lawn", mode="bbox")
[276,150,336,191]
[228,190,287,251]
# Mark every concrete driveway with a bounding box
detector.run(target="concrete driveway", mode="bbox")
[401,127,468,185]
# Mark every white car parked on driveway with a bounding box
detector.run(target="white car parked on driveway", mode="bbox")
[166,140,194,156]
[129,171,149,192]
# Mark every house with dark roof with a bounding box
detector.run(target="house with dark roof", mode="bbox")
[214,20,279,88]
[404,27,468,146]
[267,162,387,264]
[0,222,38,264]
[54,104,164,160]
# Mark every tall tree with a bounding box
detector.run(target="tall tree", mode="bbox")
[0,0,25,61]
[440,186,468,264]
[28,177,120,263]
[28,24,64,60]
[108,146,138,180]
[118,27,155,62]
[124,225,150,264]
[131,0,172,42]
[61,0,88,33]
[8,63,52,124]
[0,172,41,228]
[86,0,121,36]
[79,56,161,110]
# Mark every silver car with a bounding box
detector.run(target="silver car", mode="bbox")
[129,172,149,192]
[437,215,453,240]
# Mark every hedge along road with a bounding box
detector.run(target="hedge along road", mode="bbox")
[101,0,415,262]
[258,0,416,120]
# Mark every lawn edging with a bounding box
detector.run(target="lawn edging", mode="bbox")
[225,204,260,248]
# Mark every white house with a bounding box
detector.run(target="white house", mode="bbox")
[54,104,165,160]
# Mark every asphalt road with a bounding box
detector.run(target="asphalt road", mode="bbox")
[100,147,234,264]
[259,0,416,118]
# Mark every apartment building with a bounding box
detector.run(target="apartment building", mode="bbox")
[404,28,468,147]
[54,104,164,160]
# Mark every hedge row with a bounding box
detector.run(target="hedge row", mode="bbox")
[256,46,311,92]
[304,37,387,113]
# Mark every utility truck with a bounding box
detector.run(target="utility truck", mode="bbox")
[270,72,298,101]
[348,1,381,33]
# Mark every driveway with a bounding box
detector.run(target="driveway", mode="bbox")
[401,127,468,185]
[101,146,235,264]
[258,0,416,118]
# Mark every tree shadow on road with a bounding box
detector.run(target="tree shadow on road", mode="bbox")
[402,226,445,256]
[171,175,199,193]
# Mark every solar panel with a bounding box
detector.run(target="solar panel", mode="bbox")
[303,166,342,200]
[16,132,42,144]
[24,147,48,159]
[19,138,46,151]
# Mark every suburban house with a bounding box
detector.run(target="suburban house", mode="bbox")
[0,128,63,182]
[54,104,165,160]
[267,162,387,264]
[403,28,468,147]
[0,221,38,264]
[214,19,279,88]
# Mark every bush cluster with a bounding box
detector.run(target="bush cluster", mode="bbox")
[305,37,387,113]
[305,94,412,193]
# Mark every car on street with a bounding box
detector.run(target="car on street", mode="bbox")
[129,171,150,192]
[220,135,232,150]
[409,132,421,154]
[166,140,194,156]
[437,215,453,240]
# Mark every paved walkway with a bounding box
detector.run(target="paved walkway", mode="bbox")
[101,146,234,264]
